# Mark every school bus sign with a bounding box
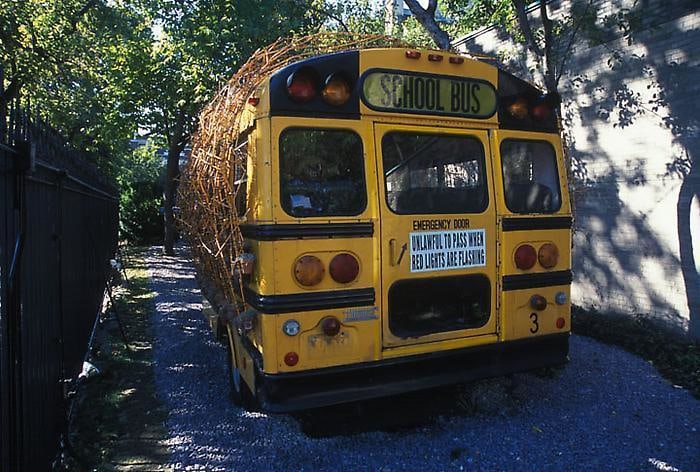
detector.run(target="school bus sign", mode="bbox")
[361,69,497,119]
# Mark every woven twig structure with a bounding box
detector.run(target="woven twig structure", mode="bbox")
[179,32,410,313]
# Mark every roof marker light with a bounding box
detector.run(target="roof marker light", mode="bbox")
[428,54,443,62]
[449,56,465,64]
[405,50,421,59]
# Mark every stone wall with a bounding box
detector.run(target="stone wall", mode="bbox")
[454,0,699,336]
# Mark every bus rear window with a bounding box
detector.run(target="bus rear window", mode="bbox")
[501,140,561,213]
[280,129,366,217]
[382,132,488,214]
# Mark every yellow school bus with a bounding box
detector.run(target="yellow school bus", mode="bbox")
[221,48,572,411]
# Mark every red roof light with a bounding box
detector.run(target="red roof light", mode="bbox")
[286,67,318,102]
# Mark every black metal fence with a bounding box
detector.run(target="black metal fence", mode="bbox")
[0,107,119,470]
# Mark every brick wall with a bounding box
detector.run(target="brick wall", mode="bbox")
[455,0,700,336]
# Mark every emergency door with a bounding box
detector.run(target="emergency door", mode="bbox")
[374,124,498,349]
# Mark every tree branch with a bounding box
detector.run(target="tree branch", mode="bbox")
[298,0,350,33]
[540,1,556,92]
[404,0,452,50]
[556,0,594,84]
[512,0,543,57]
[68,0,100,34]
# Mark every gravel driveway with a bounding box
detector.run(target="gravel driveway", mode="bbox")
[146,247,699,471]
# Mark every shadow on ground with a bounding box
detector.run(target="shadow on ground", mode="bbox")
[292,373,537,438]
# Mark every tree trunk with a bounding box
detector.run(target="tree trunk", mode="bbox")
[404,0,452,50]
[677,160,700,338]
[512,0,543,57]
[163,112,185,255]
[163,147,180,255]
[539,2,557,95]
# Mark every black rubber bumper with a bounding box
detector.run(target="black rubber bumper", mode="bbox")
[257,333,569,412]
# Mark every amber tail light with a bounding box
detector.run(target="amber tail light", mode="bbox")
[322,73,351,106]
[538,243,559,269]
[294,255,324,286]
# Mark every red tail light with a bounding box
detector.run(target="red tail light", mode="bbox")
[514,244,537,270]
[321,317,341,336]
[284,352,299,366]
[449,56,464,64]
[556,318,566,329]
[405,50,421,59]
[286,67,318,102]
[329,253,359,284]
[532,102,553,120]
[428,54,443,62]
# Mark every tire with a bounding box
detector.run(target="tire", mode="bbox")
[225,327,258,410]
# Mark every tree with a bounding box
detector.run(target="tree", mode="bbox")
[0,0,151,170]
[401,1,600,117]
[142,0,319,255]
[404,0,452,49]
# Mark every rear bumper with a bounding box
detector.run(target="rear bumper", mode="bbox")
[256,333,569,412]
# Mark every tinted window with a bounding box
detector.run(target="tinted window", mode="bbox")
[501,140,561,213]
[280,129,366,217]
[382,133,488,214]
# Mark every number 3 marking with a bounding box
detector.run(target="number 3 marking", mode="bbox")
[530,313,539,333]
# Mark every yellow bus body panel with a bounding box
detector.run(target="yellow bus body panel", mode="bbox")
[232,51,572,380]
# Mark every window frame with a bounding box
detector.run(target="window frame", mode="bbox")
[380,131,490,216]
[278,126,368,218]
[499,138,562,214]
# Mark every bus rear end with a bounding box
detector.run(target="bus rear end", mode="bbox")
[226,48,571,412]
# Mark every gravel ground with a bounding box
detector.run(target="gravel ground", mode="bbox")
[146,247,699,471]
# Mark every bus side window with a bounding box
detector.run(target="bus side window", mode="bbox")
[501,140,561,214]
[234,140,248,218]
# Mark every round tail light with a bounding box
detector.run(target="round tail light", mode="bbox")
[556,317,566,329]
[508,98,529,119]
[532,102,553,120]
[284,352,299,366]
[294,255,325,286]
[538,243,559,269]
[321,317,341,337]
[321,74,351,106]
[329,253,359,284]
[514,244,537,270]
[555,291,568,305]
[530,295,547,311]
[287,67,318,102]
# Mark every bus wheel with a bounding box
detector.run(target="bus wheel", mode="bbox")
[225,328,256,409]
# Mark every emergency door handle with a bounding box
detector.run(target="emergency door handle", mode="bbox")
[389,238,397,266]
